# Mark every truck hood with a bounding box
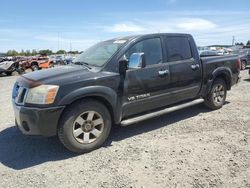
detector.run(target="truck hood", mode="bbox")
[19,65,96,87]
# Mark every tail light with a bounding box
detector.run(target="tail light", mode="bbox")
[236,58,241,71]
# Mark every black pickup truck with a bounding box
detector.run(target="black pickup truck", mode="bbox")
[12,33,240,153]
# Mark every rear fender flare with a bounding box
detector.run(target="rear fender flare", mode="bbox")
[206,67,232,93]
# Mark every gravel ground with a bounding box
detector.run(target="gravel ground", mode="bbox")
[0,70,249,188]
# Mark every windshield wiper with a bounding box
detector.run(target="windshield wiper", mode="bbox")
[73,61,92,69]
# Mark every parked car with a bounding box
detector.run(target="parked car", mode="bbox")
[199,50,220,57]
[12,33,240,153]
[231,49,250,70]
[20,56,54,71]
[54,55,65,65]
[64,56,74,64]
[0,57,21,76]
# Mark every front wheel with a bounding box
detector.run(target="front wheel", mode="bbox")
[204,79,227,110]
[58,99,111,153]
[5,71,12,76]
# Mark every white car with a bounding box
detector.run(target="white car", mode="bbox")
[0,58,19,76]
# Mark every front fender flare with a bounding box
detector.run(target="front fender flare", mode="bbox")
[59,86,117,107]
[58,86,118,121]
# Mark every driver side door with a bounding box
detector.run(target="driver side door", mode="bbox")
[122,37,171,118]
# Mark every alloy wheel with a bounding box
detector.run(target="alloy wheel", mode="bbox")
[213,84,225,105]
[72,111,104,144]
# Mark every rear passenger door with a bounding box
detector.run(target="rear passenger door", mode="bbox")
[164,36,202,100]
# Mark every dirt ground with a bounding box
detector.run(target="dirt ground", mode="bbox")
[0,70,249,188]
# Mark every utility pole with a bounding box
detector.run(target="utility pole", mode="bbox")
[70,41,72,52]
[232,36,235,46]
[57,32,60,51]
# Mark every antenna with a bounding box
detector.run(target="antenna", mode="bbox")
[57,32,60,51]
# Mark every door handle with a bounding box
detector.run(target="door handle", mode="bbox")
[191,64,200,70]
[158,69,169,76]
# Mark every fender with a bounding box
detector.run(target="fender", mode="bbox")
[206,66,232,94]
[58,86,118,122]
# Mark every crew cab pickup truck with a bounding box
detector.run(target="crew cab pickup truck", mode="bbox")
[12,33,240,153]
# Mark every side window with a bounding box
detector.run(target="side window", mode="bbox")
[165,37,192,62]
[126,38,163,66]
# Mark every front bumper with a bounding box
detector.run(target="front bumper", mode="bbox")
[13,101,65,136]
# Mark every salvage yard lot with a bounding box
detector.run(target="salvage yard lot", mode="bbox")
[0,70,249,188]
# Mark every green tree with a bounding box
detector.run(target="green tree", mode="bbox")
[25,50,31,56]
[20,49,25,56]
[235,42,244,46]
[31,49,37,56]
[6,50,18,56]
[39,49,53,55]
[56,50,66,54]
[68,50,79,54]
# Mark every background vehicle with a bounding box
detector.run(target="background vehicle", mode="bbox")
[0,57,20,76]
[12,33,240,153]
[20,56,54,71]
[231,49,250,70]
[54,55,65,65]
[199,50,220,57]
[64,56,74,64]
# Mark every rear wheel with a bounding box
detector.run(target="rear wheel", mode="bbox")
[17,67,25,75]
[241,61,246,70]
[204,79,227,110]
[31,64,39,71]
[58,99,111,153]
[49,62,54,68]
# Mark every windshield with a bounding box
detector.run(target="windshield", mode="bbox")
[73,39,127,67]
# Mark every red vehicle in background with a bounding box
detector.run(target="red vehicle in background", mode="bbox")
[20,55,54,71]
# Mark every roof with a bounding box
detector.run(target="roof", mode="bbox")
[111,33,191,41]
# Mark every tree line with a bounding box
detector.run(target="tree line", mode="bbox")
[235,40,250,46]
[5,49,80,56]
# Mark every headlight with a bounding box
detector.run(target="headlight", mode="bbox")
[25,85,59,104]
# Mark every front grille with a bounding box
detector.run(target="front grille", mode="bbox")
[13,84,28,105]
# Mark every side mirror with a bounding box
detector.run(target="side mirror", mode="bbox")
[128,53,146,69]
[119,58,128,75]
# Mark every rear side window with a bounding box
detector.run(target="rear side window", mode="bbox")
[165,37,192,62]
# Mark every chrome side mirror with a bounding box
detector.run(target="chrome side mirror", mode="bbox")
[128,53,146,69]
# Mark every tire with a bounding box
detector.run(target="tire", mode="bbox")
[5,71,12,76]
[49,62,54,68]
[6,64,15,76]
[204,79,227,110]
[17,68,25,75]
[58,99,112,153]
[31,64,39,71]
[241,61,246,70]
